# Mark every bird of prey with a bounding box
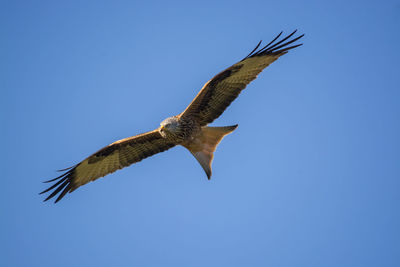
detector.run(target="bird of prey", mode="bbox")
[41,30,304,203]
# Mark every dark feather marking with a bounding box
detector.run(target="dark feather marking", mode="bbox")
[44,179,70,202]
[243,40,262,60]
[242,32,283,61]
[93,144,120,158]
[40,177,67,194]
[273,43,303,54]
[43,168,73,183]
[257,30,297,55]
[57,165,76,172]
[87,143,121,164]
[41,167,76,202]
[208,64,242,87]
[257,31,283,53]
[55,183,72,203]
[243,30,304,60]
[88,132,173,165]
[268,34,304,53]
[190,64,243,124]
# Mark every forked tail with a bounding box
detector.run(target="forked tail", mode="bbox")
[183,125,238,179]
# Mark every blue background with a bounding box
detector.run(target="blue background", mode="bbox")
[2,1,399,266]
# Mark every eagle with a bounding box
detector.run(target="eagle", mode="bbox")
[41,30,304,203]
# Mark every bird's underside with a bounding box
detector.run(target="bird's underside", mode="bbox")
[41,30,304,203]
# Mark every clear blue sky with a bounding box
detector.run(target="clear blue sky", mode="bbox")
[2,0,399,266]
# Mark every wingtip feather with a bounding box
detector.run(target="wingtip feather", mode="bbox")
[41,168,75,203]
[243,30,304,60]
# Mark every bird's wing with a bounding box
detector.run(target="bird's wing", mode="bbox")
[41,129,176,203]
[179,30,304,126]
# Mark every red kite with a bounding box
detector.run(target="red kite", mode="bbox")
[41,30,304,203]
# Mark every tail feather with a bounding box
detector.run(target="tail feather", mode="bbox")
[183,125,237,179]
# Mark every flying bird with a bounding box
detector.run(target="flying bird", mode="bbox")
[41,30,304,203]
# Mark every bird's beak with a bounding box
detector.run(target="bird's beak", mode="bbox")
[159,125,166,137]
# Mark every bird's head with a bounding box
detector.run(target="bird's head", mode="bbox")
[159,116,180,136]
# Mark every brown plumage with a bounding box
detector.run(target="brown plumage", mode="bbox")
[41,30,304,203]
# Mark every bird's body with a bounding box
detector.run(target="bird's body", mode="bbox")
[160,115,237,178]
[41,30,304,203]
[159,116,199,141]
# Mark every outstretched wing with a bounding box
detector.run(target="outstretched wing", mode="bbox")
[41,129,176,203]
[179,30,304,126]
